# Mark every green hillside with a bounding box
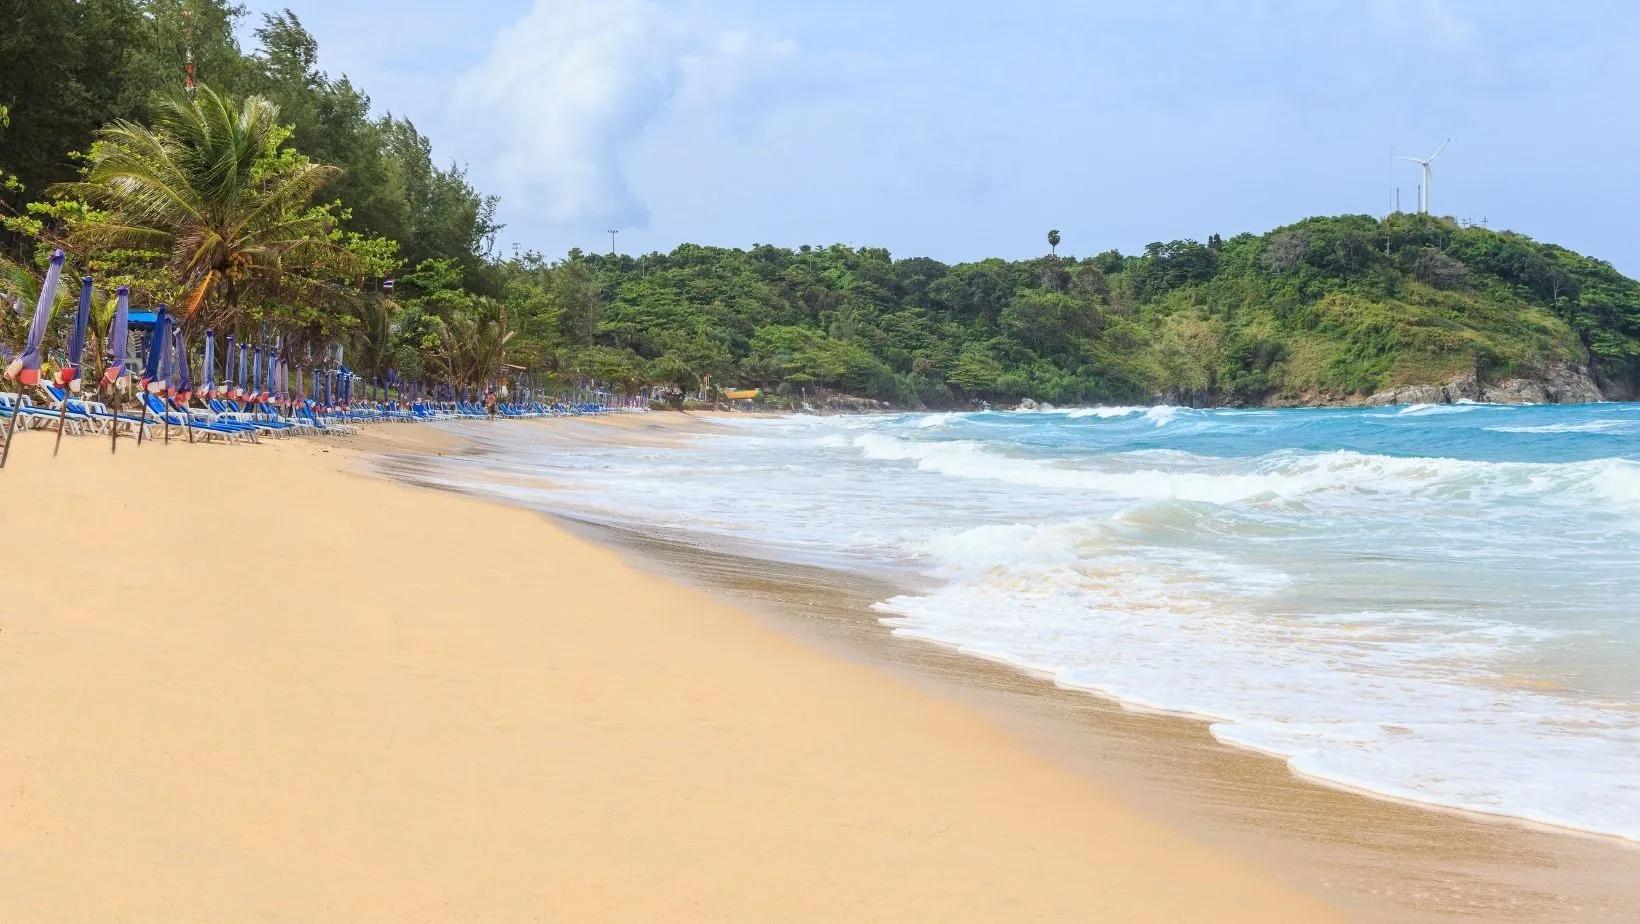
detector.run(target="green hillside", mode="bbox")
[525,214,1639,407]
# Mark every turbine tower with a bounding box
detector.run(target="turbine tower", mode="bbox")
[1398,140,1450,214]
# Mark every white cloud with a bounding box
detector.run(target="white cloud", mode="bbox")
[455,0,794,231]
[1371,0,1478,50]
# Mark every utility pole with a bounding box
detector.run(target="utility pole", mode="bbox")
[607,229,619,254]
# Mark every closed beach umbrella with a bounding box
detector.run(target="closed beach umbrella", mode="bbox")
[103,287,130,388]
[56,276,93,388]
[135,306,171,447]
[46,275,94,456]
[142,306,170,391]
[1,250,68,467]
[237,342,247,392]
[157,317,175,392]
[174,328,193,400]
[223,334,235,394]
[104,287,132,454]
[203,331,215,397]
[5,249,66,386]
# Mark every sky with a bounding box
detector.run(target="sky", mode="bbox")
[238,0,1640,272]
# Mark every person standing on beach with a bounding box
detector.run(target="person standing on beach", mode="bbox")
[485,389,498,419]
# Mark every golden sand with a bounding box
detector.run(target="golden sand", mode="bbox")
[0,422,1338,922]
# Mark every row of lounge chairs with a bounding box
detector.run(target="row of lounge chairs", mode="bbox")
[0,387,615,448]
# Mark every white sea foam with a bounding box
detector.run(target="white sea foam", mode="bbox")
[411,405,1640,844]
[850,433,1640,511]
[878,517,1640,842]
[1145,405,1183,426]
[1488,420,1634,434]
[1392,403,1482,416]
[1066,406,1147,419]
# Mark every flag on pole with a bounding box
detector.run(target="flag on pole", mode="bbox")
[5,249,66,386]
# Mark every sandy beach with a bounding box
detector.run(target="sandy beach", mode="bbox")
[0,422,1338,922]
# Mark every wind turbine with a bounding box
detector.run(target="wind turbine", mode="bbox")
[1398,140,1450,214]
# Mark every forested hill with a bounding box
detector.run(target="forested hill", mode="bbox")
[534,214,1640,408]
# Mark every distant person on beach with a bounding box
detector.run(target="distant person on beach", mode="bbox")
[485,390,498,418]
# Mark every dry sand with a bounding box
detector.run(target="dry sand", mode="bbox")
[0,422,1338,922]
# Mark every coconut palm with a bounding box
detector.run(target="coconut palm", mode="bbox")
[52,85,348,336]
[1047,229,1061,256]
[425,297,518,388]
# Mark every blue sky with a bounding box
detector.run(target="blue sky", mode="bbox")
[239,1,1640,271]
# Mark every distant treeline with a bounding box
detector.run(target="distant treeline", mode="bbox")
[537,214,1640,406]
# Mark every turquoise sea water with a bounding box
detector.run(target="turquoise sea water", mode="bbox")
[429,403,1640,842]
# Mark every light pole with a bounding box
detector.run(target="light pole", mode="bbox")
[607,229,619,254]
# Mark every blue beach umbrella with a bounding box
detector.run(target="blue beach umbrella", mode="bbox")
[203,330,216,396]
[174,328,193,398]
[156,318,176,399]
[2,252,66,468]
[5,249,66,388]
[135,306,170,446]
[222,334,235,393]
[104,287,130,388]
[237,342,248,392]
[142,306,170,390]
[46,276,94,456]
[105,287,132,453]
[60,276,93,386]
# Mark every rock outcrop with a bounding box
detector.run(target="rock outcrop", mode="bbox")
[1366,363,1605,407]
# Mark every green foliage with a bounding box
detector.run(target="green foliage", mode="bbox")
[503,215,1640,406]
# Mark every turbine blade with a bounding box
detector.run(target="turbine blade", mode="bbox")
[1428,138,1450,161]
[1397,155,1424,163]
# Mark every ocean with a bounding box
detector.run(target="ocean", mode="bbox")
[419,403,1640,843]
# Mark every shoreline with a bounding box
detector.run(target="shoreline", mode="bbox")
[383,414,1640,923]
[0,421,1342,922]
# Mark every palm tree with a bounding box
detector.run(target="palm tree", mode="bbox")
[53,85,348,336]
[423,297,518,388]
[1047,229,1061,256]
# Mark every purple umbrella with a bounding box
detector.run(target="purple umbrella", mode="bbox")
[137,306,170,447]
[173,328,196,442]
[106,287,131,454]
[203,330,216,398]
[2,249,67,469]
[51,276,94,456]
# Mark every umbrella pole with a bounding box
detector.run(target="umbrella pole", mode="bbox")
[0,381,26,469]
[52,383,74,457]
[110,391,120,454]
[136,394,150,447]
